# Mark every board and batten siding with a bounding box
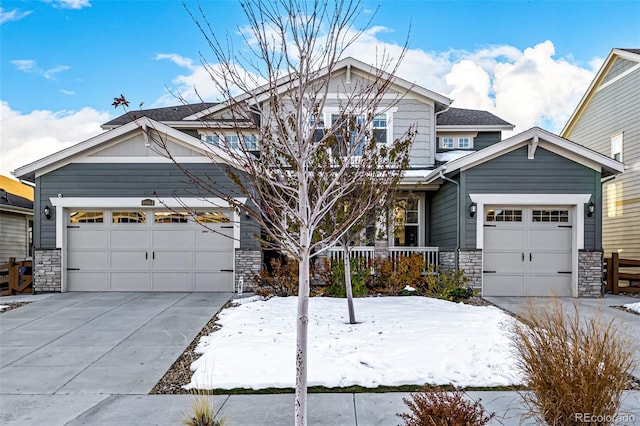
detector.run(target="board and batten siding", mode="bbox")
[460,147,602,250]
[472,132,503,150]
[0,211,30,261]
[565,61,640,258]
[35,163,259,250]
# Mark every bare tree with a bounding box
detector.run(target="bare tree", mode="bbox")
[118,1,414,424]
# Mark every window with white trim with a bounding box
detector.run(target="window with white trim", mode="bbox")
[441,137,454,149]
[332,113,365,156]
[393,196,420,247]
[372,114,388,144]
[611,133,623,162]
[204,134,257,150]
[458,137,471,149]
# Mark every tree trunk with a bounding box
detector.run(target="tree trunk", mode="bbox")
[295,244,310,426]
[343,243,356,324]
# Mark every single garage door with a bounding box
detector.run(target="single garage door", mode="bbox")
[66,210,235,291]
[483,207,572,296]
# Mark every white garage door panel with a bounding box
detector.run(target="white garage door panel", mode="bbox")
[68,251,108,269]
[111,272,149,291]
[65,209,235,292]
[530,252,572,272]
[111,229,148,249]
[68,272,108,291]
[111,251,148,269]
[195,272,233,291]
[195,251,234,270]
[484,229,526,250]
[153,229,191,249]
[528,275,572,297]
[152,272,191,291]
[484,251,526,273]
[529,228,571,250]
[153,251,192,269]
[68,229,107,249]
[483,275,526,296]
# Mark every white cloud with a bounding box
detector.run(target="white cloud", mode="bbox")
[11,59,70,80]
[59,89,76,95]
[0,102,111,177]
[0,7,32,24]
[45,0,91,10]
[158,35,597,135]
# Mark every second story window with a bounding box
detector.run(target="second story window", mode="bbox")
[332,114,365,156]
[611,133,623,162]
[204,134,257,150]
[458,137,471,149]
[441,137,454,149]
[372,114,387,144]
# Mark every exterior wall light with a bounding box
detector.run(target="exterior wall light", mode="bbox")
[470,203,477,217]
[44,205,52,220]
[587,201,595,217]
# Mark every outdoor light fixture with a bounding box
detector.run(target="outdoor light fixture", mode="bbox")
[44,205,51,220]
[587,201,595,217]
[470,203,477,217]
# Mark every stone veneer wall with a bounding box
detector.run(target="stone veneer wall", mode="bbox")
[578,249,603,298]
[33,249,62,293]
[438,249,482,290]
[235,249,262,292]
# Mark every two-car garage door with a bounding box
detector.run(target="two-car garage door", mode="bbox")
[483,207,572,297]
[66,209,234,292]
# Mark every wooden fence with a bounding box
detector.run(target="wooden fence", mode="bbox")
[0,258,33,297]
[604,252,640,295]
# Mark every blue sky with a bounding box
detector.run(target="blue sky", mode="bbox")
[1,0,640,176]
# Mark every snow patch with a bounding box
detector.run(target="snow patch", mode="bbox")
[186,296,522,390]
[435,150,475,163]
[623,302,640,314]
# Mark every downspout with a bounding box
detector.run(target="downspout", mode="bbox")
[439,170,460,271]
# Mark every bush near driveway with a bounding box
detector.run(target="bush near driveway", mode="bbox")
[512,299,635,426]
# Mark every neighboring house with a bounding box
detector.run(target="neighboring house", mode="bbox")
[0,176,34,261]
[13,57,623,297]
[562,48,640,260]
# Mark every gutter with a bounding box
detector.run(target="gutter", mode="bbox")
[439,169,460,271]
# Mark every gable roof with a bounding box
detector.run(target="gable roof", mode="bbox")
[561,48,640,136]
[13,117,242,183]
[425,127,624,183]
[183,57,453,121]
[103,103,218,128]
[436,107,514,130]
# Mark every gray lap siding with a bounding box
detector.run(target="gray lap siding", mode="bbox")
[35,162,259,250]
[460,146,602,249]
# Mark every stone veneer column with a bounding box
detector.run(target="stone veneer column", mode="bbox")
[33,249,62,293]
[438,249,482,290]
[235,249,262,292]
[578,249,603,298]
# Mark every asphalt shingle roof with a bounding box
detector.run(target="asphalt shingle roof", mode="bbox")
[0,190,33,210]
[103,103,218,127]
[619,48,640,55]
[436,107,513,127]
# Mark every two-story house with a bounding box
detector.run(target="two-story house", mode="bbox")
[562,48,640,261]
[13,57,623,297]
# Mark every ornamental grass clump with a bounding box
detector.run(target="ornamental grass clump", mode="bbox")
[182,391,225,426]
[512,299,634,426]
[397,387,495,426]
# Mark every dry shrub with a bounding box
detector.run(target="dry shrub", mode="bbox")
[371,254,428,295]
[182,392,225,426]
[397,387,495,426]
[253,258,299,297]
[512,299,635,425]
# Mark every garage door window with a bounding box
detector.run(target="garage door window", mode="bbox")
[69,211,104,223]
[112,211,146,223]
[532,210,569,222]
[485,209,522,222]
[196,211,231,223]
[154,212,189,223]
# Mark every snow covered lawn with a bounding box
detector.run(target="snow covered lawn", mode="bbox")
[624,302,640,314]
[187,296,522,390]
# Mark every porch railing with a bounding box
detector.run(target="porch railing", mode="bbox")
[326,246,439,272]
